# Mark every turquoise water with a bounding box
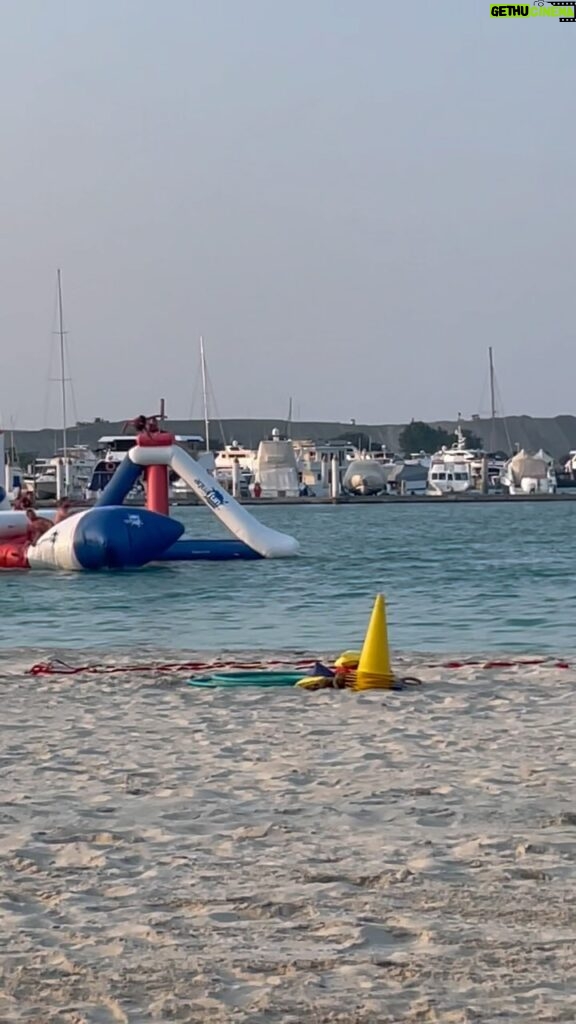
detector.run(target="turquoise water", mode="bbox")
[0,502,573,655]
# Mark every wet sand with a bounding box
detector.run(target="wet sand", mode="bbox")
[1,656,575,1022]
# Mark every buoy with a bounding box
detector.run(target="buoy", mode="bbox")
[354,593,395,690]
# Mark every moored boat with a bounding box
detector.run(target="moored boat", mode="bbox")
[500,449,557,495]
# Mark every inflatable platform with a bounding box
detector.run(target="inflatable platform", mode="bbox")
[0,429,299,570]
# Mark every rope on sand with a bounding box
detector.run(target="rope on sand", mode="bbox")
[27,656,572,678]
[27,656,316,677]
[438,658,571,670]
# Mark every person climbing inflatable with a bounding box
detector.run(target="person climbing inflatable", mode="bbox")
[25,509,53,544]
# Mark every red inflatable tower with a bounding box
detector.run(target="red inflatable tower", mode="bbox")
[137,430,174,517]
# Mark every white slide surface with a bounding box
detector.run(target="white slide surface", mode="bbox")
[130,445,299,558]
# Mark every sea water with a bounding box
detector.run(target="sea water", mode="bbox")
[0,502,573,656]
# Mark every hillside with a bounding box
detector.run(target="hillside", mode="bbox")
[8,414,576,463]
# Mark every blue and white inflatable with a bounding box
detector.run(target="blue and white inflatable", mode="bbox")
[0,435,299,571]
[27,507,184,570]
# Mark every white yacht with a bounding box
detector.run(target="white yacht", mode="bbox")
[427,424,505,495]
[214,441,257,474]
[24,445,98,500]
[252,428,300,498]
[213,441,256,493]
[500,449,557,495]
[428,426,475,495]
[292,439,356,496]
[87,436,139,496]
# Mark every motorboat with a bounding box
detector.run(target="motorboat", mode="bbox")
[385,461,429,495]
[342,457,389,495]
[500,449,557,495]
[341,443,408,496]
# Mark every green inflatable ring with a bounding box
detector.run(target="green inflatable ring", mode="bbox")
[188,670,304,688]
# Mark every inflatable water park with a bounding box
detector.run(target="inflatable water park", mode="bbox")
[0,427,299,571]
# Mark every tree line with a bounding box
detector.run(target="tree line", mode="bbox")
[337,421,484,455]
[398,421,483,454]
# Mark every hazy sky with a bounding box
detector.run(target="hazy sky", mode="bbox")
[0,1,573,429]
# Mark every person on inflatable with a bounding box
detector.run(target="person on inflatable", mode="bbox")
[122,413,161,438]
[54,498,72,524]
[13,492,33,510]
[26,509,52,545]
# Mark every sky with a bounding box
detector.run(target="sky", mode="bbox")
[0,1,574,429]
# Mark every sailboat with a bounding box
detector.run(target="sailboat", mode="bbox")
[170,337,217,499]
[193,337,256,493]
[485,351,556,494]
[56,269,69,492]
[486,346,513,455]
[25,271,97,501]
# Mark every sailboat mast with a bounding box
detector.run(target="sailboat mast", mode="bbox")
[489,346,496,421]
[200,335,210,453]
[488,346,496,449]
[57,269,68,474]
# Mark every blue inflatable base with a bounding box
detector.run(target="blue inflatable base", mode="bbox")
[160,539,262,561]
[93,459,262,562]
[74,507,184,569]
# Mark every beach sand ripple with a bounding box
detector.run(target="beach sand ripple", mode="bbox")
[1,658,575,1021]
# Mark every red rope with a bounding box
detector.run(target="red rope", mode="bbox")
[27,655,573,677]
[28,656,316,677]
[439,658,570,670]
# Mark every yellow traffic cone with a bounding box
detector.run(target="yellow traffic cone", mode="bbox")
[354,594,395,690]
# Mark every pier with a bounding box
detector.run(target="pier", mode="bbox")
[33,490,576,510]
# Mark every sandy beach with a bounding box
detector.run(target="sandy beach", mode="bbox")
[1,655,575,1022]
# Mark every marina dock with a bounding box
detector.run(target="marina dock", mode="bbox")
[33,490,576,510]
